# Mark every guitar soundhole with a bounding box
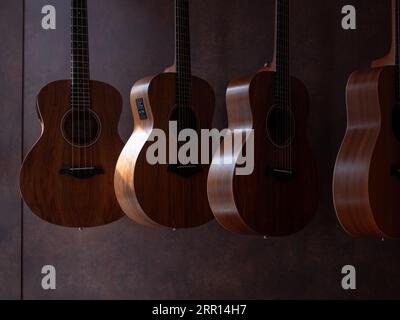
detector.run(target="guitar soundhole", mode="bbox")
[61,109,101,147]
[393,104,400,142]
[266,105,295,148]
[170,107,198,132]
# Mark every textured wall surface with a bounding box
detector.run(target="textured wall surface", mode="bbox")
[0,0,23,300]
[1,0,399,300]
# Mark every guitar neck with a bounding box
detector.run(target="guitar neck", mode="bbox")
[274,0,290,106]
[175,0,192,107]
[71,0,91,109]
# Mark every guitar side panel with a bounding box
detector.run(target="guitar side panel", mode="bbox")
[333,67,388,237]
[207,74,258,235]
[20,80,124,228]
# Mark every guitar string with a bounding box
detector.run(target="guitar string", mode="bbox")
[281,0,285,170]
[73,0,81,171]
[72,0,91,171]
[286,0,289,171]
[186,0,193,143]
[277,0,285,169]
[180,0,184,143]
[278,0,285,169]
[177,0,181,166]
[285,0,288,171]
[77,0,82,171]
[174,0,191,227]
[183,0,188,139]
[80,0,90,168]
[276,0,279,171]
[287,1,294,172]
[83,0,93,170]
[175,0,181,228]
[178,0,191,158]
[276,0,278,171]
[180,0,189,147]
[276,0,281,168]
[71,0,75,171]
[80,0,87,170]
[284,0,288,171]
[289,0,292,172]
[179,0,183,138]
[184,0,191,151]
[282,0,290,171]
[282,0,285,170]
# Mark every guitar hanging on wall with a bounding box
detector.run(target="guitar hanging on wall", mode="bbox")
[114,0,215,229]
[207,0,318,236]
[20,0,124,228]
[333,0,400,238]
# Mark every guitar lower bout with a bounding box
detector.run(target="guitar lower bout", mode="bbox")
[20,80,125,228]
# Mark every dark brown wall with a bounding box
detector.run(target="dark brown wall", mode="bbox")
[0,0,23,300]
[1,0,399,299]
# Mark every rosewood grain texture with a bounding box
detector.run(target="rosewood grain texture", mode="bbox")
[208,71,318,236]
[115,73,215,229]
[20,80,125,228]
[333,66,400,237]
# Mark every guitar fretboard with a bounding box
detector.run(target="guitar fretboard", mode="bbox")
[71,0,90,109]
[175,0,192,109]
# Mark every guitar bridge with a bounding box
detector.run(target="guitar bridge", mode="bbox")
[168,164,202,178]
[60,166,104,179]
[266,168,295,181]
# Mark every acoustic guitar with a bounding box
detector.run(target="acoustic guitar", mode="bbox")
[207,0,318,236]
[20,0,124,228]
[114,0,215,229]
[333,0,400,238]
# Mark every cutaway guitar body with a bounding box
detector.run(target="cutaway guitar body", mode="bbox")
[20,80,124,227]
[208,71,318,236]
[20,0,124,228]
[333,0,400,238]
[115,73,215,229]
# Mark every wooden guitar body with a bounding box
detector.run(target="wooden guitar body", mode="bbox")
[208,71,318,236]
[115,73,215,229]
[20,80,124,228]
[333,66,400,237]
